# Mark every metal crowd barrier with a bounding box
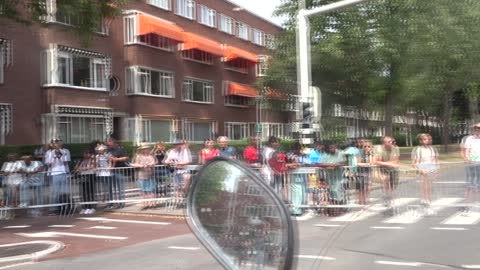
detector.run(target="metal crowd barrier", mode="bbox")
[0,160,473,220]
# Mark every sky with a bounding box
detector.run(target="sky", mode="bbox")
[228,0,286,26]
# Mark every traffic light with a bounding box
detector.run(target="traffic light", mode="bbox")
[302,102,314,122]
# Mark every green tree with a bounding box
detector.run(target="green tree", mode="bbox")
[0,0,128,45]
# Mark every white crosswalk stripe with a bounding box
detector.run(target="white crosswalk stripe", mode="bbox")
[329,198,417,222]
[383,197,462,224]
[442,211,480,225]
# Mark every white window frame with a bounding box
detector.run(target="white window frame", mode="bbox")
[141,119,175,142]
[42,48,109,91]
[283,95,300,112]
[218,14,234,35]
[224,122,251,140]
[125,66,175,98]
[147,0,171,10]
[198,5,216,28]
[252,29,265,46]
[256,55,269,77]
[57,115,107,144]
[182,78,214,104]
[123,14,175,51]
[182,118,217,143]
[175,0,195,20]
[236,21,250,40]
[0,45,4,84]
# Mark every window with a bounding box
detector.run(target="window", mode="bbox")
[0,104,13,145]
[252,29,265,46]
[175,0,195,20]
[225,95,253,107]
[225,58,251,74]
[256,123,290,141]
[182,78,214,103]
[142,119,173,142]
[147,0,170,10]
[44,0,108,34]
[126,66,174,97]
[198,5,216,28]
[225,122,250,140]
[283,95,300,112]
[123,15,177,51]
[181,49,213,64]
[265,34,275,49]
[236,22,250,40]
[42,46,109,90]
[0,39,12,84]
[218,14,234,35]
[57,116,106,143]
[182,119,217,142]
[256,55,269,77]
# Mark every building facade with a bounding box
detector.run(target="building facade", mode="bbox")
[0,0,294,145]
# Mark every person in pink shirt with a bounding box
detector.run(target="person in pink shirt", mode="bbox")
[198,139,219,164]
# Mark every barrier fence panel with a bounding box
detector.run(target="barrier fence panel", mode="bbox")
[0,160,475,220]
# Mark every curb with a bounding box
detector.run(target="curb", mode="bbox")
[0,241,64,269]
[109,210,186,220]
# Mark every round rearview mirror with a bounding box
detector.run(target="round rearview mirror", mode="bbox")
[187,157,296,270]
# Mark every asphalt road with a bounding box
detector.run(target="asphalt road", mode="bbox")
[3,164,479,270]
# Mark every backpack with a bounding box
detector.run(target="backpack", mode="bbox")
[268,151,287,175]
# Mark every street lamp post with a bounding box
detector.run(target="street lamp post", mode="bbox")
[296,0,369,144]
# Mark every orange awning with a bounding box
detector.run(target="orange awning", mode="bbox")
[223,45,258,63]
[265,88,288,100]
[136,14,184,42]
[227,82,258,98]
[181,32,223,56]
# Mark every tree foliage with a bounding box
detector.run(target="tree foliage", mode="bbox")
[0,0,128,46]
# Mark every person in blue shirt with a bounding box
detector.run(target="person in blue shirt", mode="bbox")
[217,136,237,159]
[307,141,323,165]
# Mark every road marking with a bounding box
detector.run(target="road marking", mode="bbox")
[17,231,127,240]
[0,241,64,265]
[313,224,343,227]
[168,246,200,251]
[430,227,468,231]
[78,217,171,225]
[462,265,480,269]
[330,198,417,222]
[434,181,467,184]
[48,225,75,228]
[371,226,405,230]
[294,212,315,221]
[442,211,480,225]
[3,225,31,229]
[383,198,462,224]
[296,255,336,260]
[375,260,421,267]
[88,226,117,230]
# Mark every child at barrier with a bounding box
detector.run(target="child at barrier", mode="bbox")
[286,142,307,215]
[1,153,22,207]
[412,133,439,215]
[95,144,113,209]
[356,140,375,205]
[131,144,157,210]
[19,155,45,215]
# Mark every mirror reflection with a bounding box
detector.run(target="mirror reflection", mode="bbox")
[191,160,289,270]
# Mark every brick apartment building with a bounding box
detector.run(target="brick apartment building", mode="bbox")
[0,0,296,145]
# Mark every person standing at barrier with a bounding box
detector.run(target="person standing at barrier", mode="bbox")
[243,137,260,166]
[287,142,307,215]
[74,151,96,214]
[199,139,219,164]
[462,123,480,214]
[218,136,237,159]
[131,144,157,210]
[152,141,169,197]
[95,144,114,209]
[164,139,192,197]
[356,140,375,205]
[19,155,44,214]
[374,136,400,208]
[307,141,323,165]
[261,136,278,186]
[317,142,346,216]
[106,137,128,209]
[1,154,22,207]
[412,133,439,214]
[45,139,70,214]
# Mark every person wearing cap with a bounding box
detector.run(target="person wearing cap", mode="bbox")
[217,136,237,159]
[164,139,192,197]
[44,139,70,213]
[462,123,480,214]
[95,144,114,209]
[131,144,157,210]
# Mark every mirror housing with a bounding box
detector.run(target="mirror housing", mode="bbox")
[187,157,296,270]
